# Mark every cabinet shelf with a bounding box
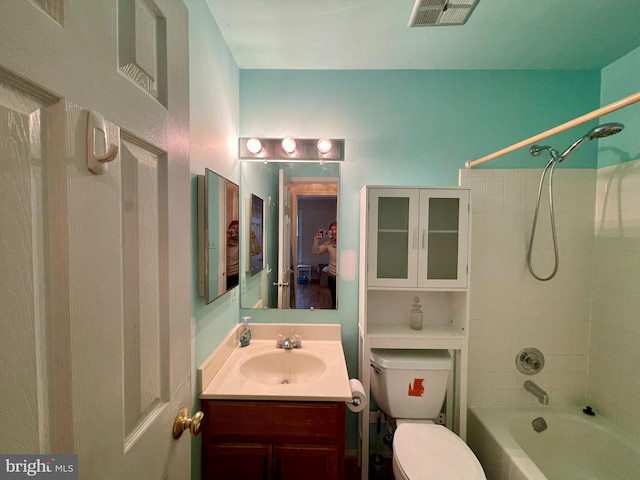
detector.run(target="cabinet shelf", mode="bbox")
[366,323,465,349]
[366,285,467,292]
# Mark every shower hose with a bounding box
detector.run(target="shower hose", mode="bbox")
[527,158,560,281]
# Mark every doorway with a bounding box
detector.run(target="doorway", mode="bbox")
[289,181,338,309]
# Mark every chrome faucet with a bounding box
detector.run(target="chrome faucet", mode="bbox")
[276,333,302,349]
[524,380,549,405]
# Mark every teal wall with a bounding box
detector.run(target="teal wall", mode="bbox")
[185,0,239,477]
[240,69,602,178]
[599,46,640,167]
[186,0,239,369]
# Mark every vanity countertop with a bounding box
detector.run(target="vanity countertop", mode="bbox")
[199,323,352,402]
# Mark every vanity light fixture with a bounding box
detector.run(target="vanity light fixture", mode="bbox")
[246,137,263,154]
[239,137,344,161]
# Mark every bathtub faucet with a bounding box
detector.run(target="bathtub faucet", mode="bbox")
[524,380,549,405]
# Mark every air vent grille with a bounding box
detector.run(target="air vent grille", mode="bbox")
[408,0,479,27]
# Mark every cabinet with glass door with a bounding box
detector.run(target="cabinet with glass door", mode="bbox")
[366,187,469,289]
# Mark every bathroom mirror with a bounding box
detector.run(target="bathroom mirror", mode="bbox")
[240,161,339,310]
[197,168,240,304]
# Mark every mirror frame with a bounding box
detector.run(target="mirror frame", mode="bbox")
[197,168,239,304]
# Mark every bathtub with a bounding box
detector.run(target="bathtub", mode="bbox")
[467,406,640,480]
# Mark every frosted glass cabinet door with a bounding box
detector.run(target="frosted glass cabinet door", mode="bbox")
[367,189,420,287]
[418,189,469,288]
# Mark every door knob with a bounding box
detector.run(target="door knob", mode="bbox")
[172,407,204,439]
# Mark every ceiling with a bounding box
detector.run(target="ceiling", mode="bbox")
[205,0,640,70]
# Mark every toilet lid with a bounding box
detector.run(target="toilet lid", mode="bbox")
[393,423,486,480]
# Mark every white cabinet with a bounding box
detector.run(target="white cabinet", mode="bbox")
[367,187,469,289]
[357,186,471,480]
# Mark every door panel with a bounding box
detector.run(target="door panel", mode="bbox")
[120,136,168,443]
[0,81,51,454]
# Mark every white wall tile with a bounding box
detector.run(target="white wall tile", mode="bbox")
[588,159,640,442]
[468,167,596,409]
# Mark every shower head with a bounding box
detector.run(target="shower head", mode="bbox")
[531,122,625,163]
[586,122,625,140]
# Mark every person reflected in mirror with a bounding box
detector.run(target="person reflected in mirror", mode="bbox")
[226,220,240,290]
[249,225,262,255]
[313,221,337,309]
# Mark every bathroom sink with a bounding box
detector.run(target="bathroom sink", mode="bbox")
[199,324,353,401]
[238,350,327,384]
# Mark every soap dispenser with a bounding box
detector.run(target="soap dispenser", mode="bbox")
[409,296,423,330]
[239,316,252,347]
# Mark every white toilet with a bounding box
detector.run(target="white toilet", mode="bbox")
[370,349,486,480]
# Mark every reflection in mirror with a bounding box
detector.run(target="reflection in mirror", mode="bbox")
[240,162,339,310]
[249,194,264,275]
[197,168,239,304]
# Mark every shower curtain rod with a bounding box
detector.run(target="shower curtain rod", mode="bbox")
[465,90,640,169]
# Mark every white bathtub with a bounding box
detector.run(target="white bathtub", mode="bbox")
[467,406,640,480]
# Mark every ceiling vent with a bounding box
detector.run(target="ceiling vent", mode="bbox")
[408,0,479,27]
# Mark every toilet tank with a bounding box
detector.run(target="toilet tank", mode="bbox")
[370,349,451,419]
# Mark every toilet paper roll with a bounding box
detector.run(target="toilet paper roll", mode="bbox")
[347,379,368,413]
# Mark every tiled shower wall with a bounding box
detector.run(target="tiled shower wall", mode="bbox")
[590,159,640,441]
[461,163,640,442]
[460,168,596,408]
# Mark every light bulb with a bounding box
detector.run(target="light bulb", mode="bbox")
[317,138,332,154]
[246,138,262,154]
[282,137,297,154]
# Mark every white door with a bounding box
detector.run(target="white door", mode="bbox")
[0,1,192,479]
[277,169,292,308]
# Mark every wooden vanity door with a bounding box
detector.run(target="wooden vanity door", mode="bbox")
[204,443,272,479]
[275,445,342,480]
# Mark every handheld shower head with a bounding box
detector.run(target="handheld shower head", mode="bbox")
[555,122,625,163]
[586,122,624,140]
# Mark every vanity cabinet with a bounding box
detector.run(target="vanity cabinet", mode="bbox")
[358,185,471,480]
[366,187,469,289]
[202,400,345,480]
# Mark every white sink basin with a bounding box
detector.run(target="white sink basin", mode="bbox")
[239,350,327,384]
[199,324,353,401]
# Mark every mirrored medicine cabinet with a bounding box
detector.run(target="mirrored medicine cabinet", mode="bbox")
[197,168,240,304]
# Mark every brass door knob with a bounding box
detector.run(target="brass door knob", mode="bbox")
[172,407,204,439]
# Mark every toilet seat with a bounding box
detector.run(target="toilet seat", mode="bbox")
[392,423,486,480]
